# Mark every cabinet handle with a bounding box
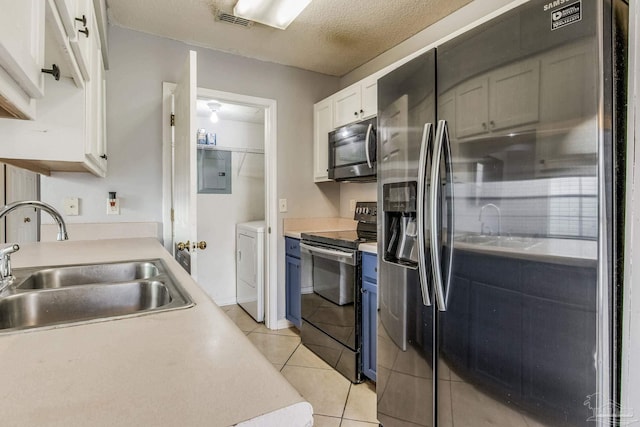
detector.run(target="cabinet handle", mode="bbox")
[78,27,89,38]
[360,109,364,114]
[482,122,487,130]
[75,15,87,26]
[100,154,108,160]
[23,217,31,223]
[361,288,367,294]
[490,120,495,128]
[354,112,358,116]
[41,64,60,81]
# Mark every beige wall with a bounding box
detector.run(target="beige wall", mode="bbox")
[40,25,341,322]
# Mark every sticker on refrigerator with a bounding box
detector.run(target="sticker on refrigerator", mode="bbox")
[550,0,581,31]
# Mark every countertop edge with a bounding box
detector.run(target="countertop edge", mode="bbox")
[1,238,311,427]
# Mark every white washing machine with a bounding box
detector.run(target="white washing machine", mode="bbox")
[236,220,265,322]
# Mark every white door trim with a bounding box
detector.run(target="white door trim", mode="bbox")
[162,84,279,330]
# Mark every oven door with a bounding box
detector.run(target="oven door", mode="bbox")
[300,242,360,350]
[301,242,357,305]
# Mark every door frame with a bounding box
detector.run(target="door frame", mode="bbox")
[162,83,279,329]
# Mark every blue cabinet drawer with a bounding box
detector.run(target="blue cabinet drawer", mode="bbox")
[285,237,301,259]
[362,252,377,283]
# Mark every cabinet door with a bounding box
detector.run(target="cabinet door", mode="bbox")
[455,76,489,138]
[539,41,596,157]
[361,76,377,120]
[333,84,361,128]
[0,0,45,119]
[313,98,333,182]
[84,20,106,174]
[362,277,377,381]
[285,254,301,328]
[68,0,93,81]
[489,58,540,131]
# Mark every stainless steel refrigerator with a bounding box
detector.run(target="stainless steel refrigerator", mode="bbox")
[376,1,628,426]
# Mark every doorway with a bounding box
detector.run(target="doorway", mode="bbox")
[162,83,279,329]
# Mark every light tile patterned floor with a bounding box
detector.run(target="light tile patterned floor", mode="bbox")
[222,304,379,426]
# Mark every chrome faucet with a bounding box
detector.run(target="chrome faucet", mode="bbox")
[0,201,68,291]
[478,203,502,236]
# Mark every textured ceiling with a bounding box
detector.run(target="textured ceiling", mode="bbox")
[106,0,473,76]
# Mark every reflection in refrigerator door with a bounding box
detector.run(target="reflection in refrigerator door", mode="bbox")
[377,1,627,426]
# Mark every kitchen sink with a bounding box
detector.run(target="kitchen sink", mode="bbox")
[15,261,160,289]
[455,234,541,250]
[0,259,193,333]
[455,235,497,245]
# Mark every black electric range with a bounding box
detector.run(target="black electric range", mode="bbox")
[299,201,377,383]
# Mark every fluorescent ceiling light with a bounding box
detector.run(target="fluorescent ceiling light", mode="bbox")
[233,0,312,30]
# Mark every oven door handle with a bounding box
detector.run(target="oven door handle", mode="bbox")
[300,243,355,261]
[365,123,373,169]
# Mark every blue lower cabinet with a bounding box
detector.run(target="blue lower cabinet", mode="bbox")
[362,252,377,381]
[285,238,301,328]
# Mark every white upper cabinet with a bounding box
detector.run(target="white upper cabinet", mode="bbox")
[54,0,93,81]
[0,0,107,177]
[360,75,378,120]
[454,58,540,140]
[334,85,361,128]
[0,0,46,119]
[333,77,379,128]
[313,98,333,182]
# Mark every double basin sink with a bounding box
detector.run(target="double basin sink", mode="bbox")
[455,234,542,250]
[0,259,193,333]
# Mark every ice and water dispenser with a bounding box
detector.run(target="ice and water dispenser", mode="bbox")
[383,181,419,267]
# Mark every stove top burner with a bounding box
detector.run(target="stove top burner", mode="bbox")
[301,201,377,250]
[301,229,375,250]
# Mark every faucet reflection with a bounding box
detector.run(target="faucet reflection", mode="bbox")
[478,203,502,236]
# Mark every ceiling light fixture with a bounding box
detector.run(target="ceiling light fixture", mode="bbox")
[208,102,222,123]
[233,0,312,30]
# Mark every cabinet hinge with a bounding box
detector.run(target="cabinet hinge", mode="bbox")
[170,114,175,126]
[170,208,175,222]
[268,226,271,234]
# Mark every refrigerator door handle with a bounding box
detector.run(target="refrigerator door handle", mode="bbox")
[430,120,449,311]
[442,121,455,307]
[416,122,433,307]
[365,123,373,169]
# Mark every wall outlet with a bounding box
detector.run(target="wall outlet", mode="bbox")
[63,197,79,216]
[107,198,120,215]
[279,198,288,213]
[350,199,356,212]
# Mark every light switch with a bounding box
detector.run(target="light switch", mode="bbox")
[279,198,288,213]
[63,197,79,216]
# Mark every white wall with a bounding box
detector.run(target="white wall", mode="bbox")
[339,182,377,218]
[196,117,265,305]
[40,25,341,322]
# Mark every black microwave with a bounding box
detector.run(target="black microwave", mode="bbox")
[328,117,377,182]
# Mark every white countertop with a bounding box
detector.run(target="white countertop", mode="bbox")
[0,238,312,427]
[358,242,377,254]
[454,236,597,266]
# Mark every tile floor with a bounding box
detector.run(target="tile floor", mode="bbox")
[222,304,379,427]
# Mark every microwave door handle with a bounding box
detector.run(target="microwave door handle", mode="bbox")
[365,123,373,169]
[300,243,355,261]
[416,122,432,307]
[430,120,447,312]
